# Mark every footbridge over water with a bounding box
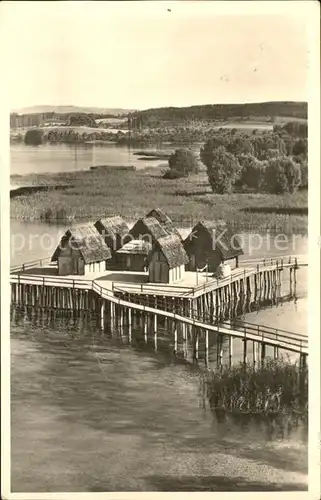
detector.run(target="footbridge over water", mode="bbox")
[10,255,308,366]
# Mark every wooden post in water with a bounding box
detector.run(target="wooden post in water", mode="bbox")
[128,308,132,343]
[219,335,223,367]
[228,336,233,367]
[173,322,178,354]
[205,329,209,366]
[154,316,158,352]
[193,326,199,362]
[261,342,266,364]
[253,341,257,368]
[144,314,148,343]
[100,300,105,330]
[110,301,115,329]
[119,306,123,330]
[243,337,247,366]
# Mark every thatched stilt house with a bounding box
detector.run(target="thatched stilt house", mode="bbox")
[184,220,243,273]
[129,216,169,245]
[147,234,189,284]
[116,239,152,271]
[145,208,182,239]
[51,224,111,276]
[94,216,130,266]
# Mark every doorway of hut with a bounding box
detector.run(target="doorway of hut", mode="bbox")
[152,261,167,283]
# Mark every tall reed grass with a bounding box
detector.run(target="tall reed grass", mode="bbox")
[10,167,308,233]
[202,358,308,418]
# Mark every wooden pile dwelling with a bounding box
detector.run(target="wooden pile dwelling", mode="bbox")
[9,208,308,367]
[147,234,188,283]
[116,239,152,271]
[51,224,111,275]
[184,220,243,273]
[94,216,130,267]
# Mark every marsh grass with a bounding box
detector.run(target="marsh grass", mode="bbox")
[202,358,308,418]
[10,167,307,232]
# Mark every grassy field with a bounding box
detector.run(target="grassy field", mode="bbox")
[10,166,308,233]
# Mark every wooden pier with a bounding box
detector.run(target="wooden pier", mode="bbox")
[10,256,308,366]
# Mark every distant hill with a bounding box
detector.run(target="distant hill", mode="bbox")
[12,105,136,116]
[132,101,307,124]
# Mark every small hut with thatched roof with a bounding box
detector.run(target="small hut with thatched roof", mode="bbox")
[184,220,243,273]
[147,234,189,283]
[94,216,130,266]
[129,216,169,245]
[116,239,152,271]
[51,224,112,275]
[145,208,182,239]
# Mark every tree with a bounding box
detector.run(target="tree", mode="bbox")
[24,128,44,145]
[266,148,280,159]
[67,113,97,127]
[283,121,307,138]
[292,138,308,156]
[250,134,286,160]
[226,137,254,156]
[238,153,266,190]
[201,145,242,193]
[168,148,198,177]
[264,156,301,194]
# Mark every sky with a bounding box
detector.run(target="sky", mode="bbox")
[1,1,314,111]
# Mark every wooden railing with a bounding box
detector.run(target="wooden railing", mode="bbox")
[9,272,308,354]
[91,281,308,355]
[112,281,194,295]
[10,257,52,274]
[10,274,93,289]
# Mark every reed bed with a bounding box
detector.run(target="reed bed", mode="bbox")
[10,167,308,233]
[202,358,308,418]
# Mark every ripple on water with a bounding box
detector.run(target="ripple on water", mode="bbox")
[10,316,308,492]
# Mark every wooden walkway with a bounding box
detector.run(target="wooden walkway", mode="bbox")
[91,281,308,356]
[10,269,308,358]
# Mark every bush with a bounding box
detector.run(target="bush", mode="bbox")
[264,156,301,194]
[24,128,44,145]
[168,148,198,177]
[201,144,242,194]
[238,154,266,189]
[162,168,184,179]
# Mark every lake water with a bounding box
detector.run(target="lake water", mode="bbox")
[10,166,308,491]
[10,143,173,176]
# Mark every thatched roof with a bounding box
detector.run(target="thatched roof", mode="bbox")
[149,234,189,269]
[94,216,129,239]
[51,224,112,264]
[145,208,182,239]
[184,220,243,259]
[130,216,169,242]
[116,239,152,255]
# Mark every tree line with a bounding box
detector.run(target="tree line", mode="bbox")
[166,122,308,194]
[131,101,307,126]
